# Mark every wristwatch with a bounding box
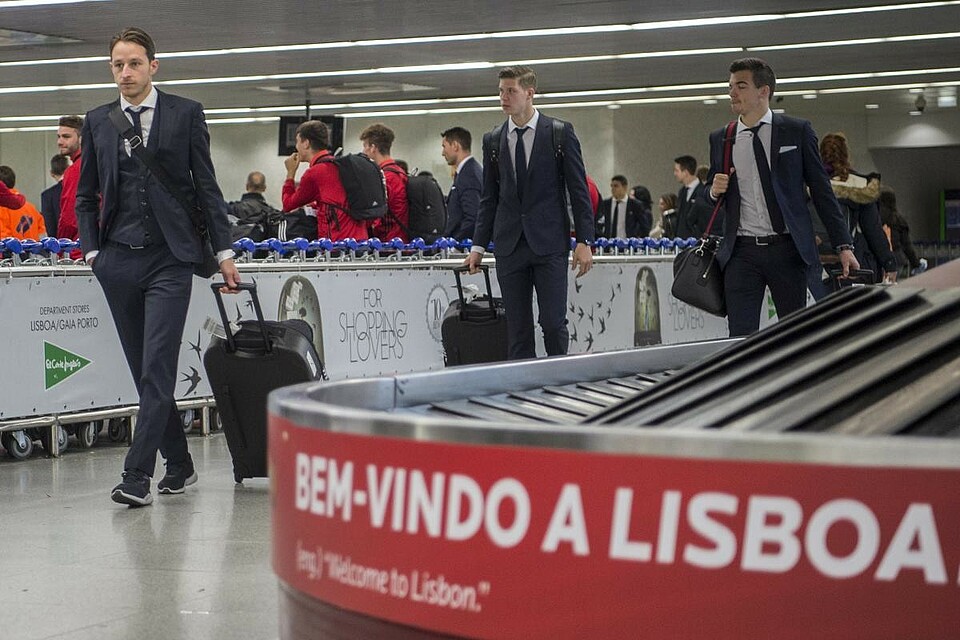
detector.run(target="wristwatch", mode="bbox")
[835,243,855,253]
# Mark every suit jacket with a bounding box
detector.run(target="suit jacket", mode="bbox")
[675,182,715,238]
[40,182,62,238]
[76,90,232,263]
[475,114,594,255]
[595,196,652,238]
[707,113,852,267]
[443,155,482,240]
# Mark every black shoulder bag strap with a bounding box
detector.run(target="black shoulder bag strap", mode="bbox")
[702,120,738,237]
[380,162,413,237]
[486,123,505,184]
[551,118,569,211]
[106,105,211,247]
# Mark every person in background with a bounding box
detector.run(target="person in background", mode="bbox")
[696,164,710,185]
[0,166,46,240]
[56,115,84,241]
[659,192,678,238]
[41,154,68,238]
[360,123,408,242]
[819,132,897,284]
[596,174,651,238]
[878,186,922,279]
[440,126,482,241]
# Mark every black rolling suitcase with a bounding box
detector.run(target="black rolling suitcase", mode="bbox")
[441,265,509,366]
[204,282,325,483]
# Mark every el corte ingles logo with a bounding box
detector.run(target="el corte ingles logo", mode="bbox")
[44,341,91,390]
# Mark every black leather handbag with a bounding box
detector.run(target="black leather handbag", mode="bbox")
[671,121,736,317]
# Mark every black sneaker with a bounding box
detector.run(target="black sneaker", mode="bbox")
[111,470,153,507]
[157,458,198,495]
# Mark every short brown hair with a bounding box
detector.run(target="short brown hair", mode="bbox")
[110,27,156,61]
[58,115,83,132]
[729,57,776,97]
[498,66,537,90]
[296,120,329,151]
[360,123,395,155]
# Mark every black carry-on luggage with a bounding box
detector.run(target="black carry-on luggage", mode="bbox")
[204,282,325,483]
[441,265,509,366]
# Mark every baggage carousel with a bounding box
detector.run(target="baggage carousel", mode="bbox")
[268,285,960,640]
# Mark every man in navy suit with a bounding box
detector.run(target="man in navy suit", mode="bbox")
[466,66,594,359]
[596,174,651,238]
[440,126,482,241]
[708,57,858,336]
[76,27,240,507]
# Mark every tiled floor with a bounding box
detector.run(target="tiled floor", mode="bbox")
[0,433,278,640]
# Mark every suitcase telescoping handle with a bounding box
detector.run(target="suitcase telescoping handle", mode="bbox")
[452,265,497,320]
[209,282,272,354]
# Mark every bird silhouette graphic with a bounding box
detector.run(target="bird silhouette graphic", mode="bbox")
[610,286,616,303]
[618,266,623,275]
[596,300,603,309]
[570,325,579,343]
[587,307,595,326]
[616,282,622,292]
[180,366,202,395]
[605,306,612,318]
[585,331,594,351]
[568,302,576,314]
[187,331,202,359]
[598,316,607,335]
[574,279,583,293]
[577,307,584,321]
[245,299,255,312]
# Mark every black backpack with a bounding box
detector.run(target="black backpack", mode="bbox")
[485,118,569,213]
[383,165,447,243]
[318,153,388,221]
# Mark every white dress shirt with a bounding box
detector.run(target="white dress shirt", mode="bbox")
[119,87,158,155]
[610,197,628,238]
[507,109,539,173]
[734,109,778,236]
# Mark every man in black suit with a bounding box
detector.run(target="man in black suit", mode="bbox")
[40,155,67,238]
[673,155,713,238]
[76,27,240,507]
[708,57,858,336]
[596,174,652,238]
[440,126,483,241]
[466,66,594,359]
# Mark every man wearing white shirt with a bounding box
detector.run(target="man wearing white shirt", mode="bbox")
[597,175,651,239]
[707,57,858,336]
[76,27,240,506]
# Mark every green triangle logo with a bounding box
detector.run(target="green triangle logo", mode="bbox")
[44,341,91,390]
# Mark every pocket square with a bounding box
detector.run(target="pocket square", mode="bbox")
[779,145,798,153]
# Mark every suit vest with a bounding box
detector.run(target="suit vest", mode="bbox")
[107,144,164,246]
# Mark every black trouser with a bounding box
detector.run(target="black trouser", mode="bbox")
[723,235,807,337]
[494,236,569,359]
[93,241,194,477]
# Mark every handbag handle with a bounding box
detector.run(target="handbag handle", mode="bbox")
[703,120,738,237]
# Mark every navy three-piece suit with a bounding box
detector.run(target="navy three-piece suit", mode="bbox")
[76,89,232,476]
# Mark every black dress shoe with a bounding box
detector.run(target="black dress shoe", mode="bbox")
[111,469,153,507]
[158,458,198,495]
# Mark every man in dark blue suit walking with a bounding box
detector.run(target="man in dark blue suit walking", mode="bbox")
[77,27,241,506]
[707,57,859,337]
[440,126,483,241]
[466,66,595,359]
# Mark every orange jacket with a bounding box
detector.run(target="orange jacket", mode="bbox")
[0,189,46,240]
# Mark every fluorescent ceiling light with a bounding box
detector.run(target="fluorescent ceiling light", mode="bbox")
[865,104,881,109]
[0,0,108,6]
[785,1,960,18]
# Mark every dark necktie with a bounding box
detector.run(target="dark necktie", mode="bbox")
[126,106,144,148]
[612,200,620,237]
[514,126,529,200]
[748,123,786,233]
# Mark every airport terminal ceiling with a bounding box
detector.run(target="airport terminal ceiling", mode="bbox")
[0,0,958,121]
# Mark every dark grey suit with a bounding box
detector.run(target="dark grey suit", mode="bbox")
[443,156,483,240]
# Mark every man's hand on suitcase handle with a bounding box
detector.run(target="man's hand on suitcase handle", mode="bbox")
[464,251,483,275]
[219,258,242,294]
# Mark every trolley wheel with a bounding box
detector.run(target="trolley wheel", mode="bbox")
[210,408,222,432]
[39,425,69,454]
[2,430,34,460]
[181,409,196,434]
[108,418,129,443]
[234,471,244,484]
[76,421,99,449]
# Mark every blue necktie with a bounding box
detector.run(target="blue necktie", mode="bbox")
[515,126,529,200]
[748,123,786,233]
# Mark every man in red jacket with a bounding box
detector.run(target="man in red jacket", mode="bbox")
[360,123,408,242]
[282,120,368,241]
[56,115,84,241]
